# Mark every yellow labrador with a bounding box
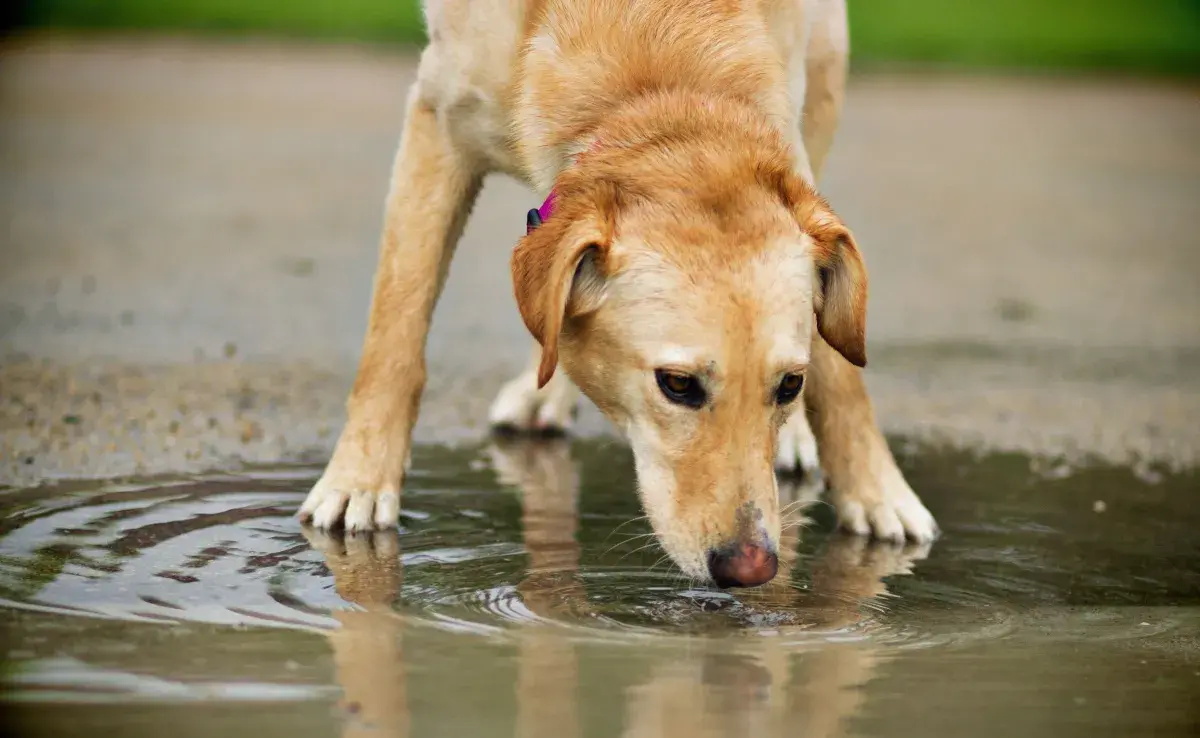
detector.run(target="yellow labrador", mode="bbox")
[300,0,937,586]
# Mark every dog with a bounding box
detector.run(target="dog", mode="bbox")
[299,0,938,586]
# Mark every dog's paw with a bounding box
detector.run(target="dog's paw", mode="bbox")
[830,462,938,544]
[298,473,401,533]
[774,407,821,477]
[488,369,578,434]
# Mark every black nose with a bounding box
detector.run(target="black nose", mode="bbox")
[707,544,778,588]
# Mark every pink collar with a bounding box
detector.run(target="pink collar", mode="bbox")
[526,190,557,234]
[526,139,607,233]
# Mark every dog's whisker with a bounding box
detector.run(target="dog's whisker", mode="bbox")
[600,532,657,558]
[779,498,812,515]
[647,553,676,576]
[617,539,665,562]
[780,518,816,534]
[602,515,650,546]
[780,499,821,521]
[810,498,838,514]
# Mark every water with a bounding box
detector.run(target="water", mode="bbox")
[1,437,1197,737]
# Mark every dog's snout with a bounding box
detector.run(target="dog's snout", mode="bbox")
[707,543,778,588]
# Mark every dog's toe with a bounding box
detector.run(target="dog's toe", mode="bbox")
[299,476,400,532]
[489,373,542,430]
[835,498,871,537]
[373,490,401,529]
[866,503,906,544]
[488,369,578,434]
[832,469,938,544]
[299,477,350,530]
[343,491,380,532]
[892,488,939,543]
[534,395,575,433]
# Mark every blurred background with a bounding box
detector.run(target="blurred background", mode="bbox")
[1,1,1198,484]
[5,0,1199,74]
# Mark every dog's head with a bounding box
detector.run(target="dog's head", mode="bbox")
[511,117,866,586]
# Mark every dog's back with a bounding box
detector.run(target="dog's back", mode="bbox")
[419,0,817,184]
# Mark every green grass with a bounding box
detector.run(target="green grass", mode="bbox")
[16,0,428,45]
[14,0,1200,75]
[847,0,1200,75]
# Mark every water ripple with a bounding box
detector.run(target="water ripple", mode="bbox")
[2,457,1194,663]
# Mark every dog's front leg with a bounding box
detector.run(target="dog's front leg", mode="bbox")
[776,400,822,477]
[792,0,935,543]
[301,87,482,531]
[489,341,580,434]
[805,335,938,542]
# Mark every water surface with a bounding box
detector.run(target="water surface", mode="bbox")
[2,438,1197,737]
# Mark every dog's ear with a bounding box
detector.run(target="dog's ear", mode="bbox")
[783,178,868,367]
[511,195,613,388]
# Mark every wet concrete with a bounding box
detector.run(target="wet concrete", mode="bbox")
[1,35,1198,486]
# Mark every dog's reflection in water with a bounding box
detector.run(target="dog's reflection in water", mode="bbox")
[487,437,585,738]
[303,437,931,738]
[621,473,931,738]
[302,527,408,738]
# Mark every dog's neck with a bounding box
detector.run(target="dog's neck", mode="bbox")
[526,137,604,231]
[514,0,797,189]
[526,88,796,231]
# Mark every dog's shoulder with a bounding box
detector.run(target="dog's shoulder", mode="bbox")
[415,0,530,173]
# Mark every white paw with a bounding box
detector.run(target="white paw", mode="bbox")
[775,406,821,477]
[831,463,938,544]
[488,368,579,434]
[298,474,400,533]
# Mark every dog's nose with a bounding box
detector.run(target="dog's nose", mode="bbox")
[707,544,778,588]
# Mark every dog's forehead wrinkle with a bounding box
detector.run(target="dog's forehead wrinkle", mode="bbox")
[605,266,813,384]
[652,344,710,371]
[613,194,798,250]
[613,246,804,310]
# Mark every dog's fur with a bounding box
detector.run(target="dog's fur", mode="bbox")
[299,0,937,583]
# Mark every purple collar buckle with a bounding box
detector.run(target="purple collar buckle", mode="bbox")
[525,190,557,234]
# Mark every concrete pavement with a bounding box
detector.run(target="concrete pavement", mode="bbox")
[2,35,1198,486]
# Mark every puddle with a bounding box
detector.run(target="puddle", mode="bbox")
[1,437,1198,737]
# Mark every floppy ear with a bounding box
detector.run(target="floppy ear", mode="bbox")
[787,181,868,367]
[511,201,612,388]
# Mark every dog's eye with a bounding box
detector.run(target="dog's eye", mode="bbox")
[776,373,804,404]
[655,370,706,408]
